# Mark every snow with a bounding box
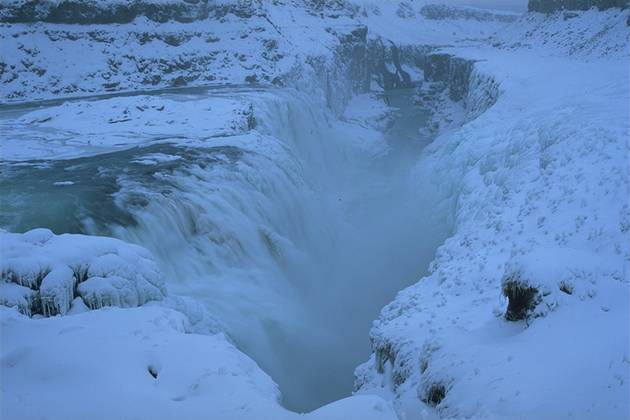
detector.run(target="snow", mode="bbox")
[0,304,398,420]
[39,266,75,316]
[0,282,38,317]
[354,6,629,420]
[0,228,166,316]
[0,227,400,419]
[1,94,255,161]
[0,0,516,104]
[1,2,629,420]
[343,93,394,130]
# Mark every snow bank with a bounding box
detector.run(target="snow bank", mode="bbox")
[0,228,166,316]
[1,94,256,161]
[0,223,400,419]
[355,7,629,420]
[0,305,398,420]
[490,7,628,58]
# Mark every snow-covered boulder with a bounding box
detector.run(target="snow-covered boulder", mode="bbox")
[0,228,166,316]
[0,282,39,317]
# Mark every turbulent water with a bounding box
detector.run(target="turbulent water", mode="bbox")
[0,86,450,411]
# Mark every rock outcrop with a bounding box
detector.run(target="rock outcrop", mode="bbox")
[528,0,628,13]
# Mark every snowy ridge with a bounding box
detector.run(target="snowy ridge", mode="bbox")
[490,7,629,58]
[1,93,256,160]
[528,0,628,13]
[355,7,629,420]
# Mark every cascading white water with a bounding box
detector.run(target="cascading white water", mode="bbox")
[0,83,452,412]
[106,87,452,411]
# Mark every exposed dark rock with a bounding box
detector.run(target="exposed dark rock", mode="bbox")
[213,0,264,20]
[102,81,120,91]
[421,4,518,22]
[528,0,628,13]
[333,25,369,92]
[559,281,574,295]
[423,383,447,407]
[423,53,474,101]
[0,0,212,24]
[305,0,359,19]
[503,278,540,321]
[375,343,395,374]
[246,105,256,129]
[367,38,416,90]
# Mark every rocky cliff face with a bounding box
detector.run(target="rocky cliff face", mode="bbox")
[528,0,628,13]
[285,24,370,115]
[423,53,474,102]
[0,0,213,24]
[420,4,517,22]
[365,39,419,90]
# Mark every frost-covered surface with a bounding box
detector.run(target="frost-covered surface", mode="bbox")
[0,225,399,419]
[0,228,166,315]
[0,0,516,103]
[0,305,398,420]
[355,6,630,420]
[1,92,256,160]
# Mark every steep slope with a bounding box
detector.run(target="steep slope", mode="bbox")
[355,7,629,420]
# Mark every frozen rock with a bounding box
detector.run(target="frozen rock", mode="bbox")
[0,229,166,317]
[0,282,40,316]
[79,275,148,309]
[40,266,76,316]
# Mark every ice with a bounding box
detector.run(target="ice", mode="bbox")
[0,282,39,316]
[78,276,141,309]
[355,6,629,420]
[40,266,76,316]
[0,306,398,420]
[0,229,166,317]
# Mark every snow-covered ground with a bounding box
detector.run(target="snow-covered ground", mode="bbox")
[354,6,630,420]
[1,2,628,420]
[1,303,398,420]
